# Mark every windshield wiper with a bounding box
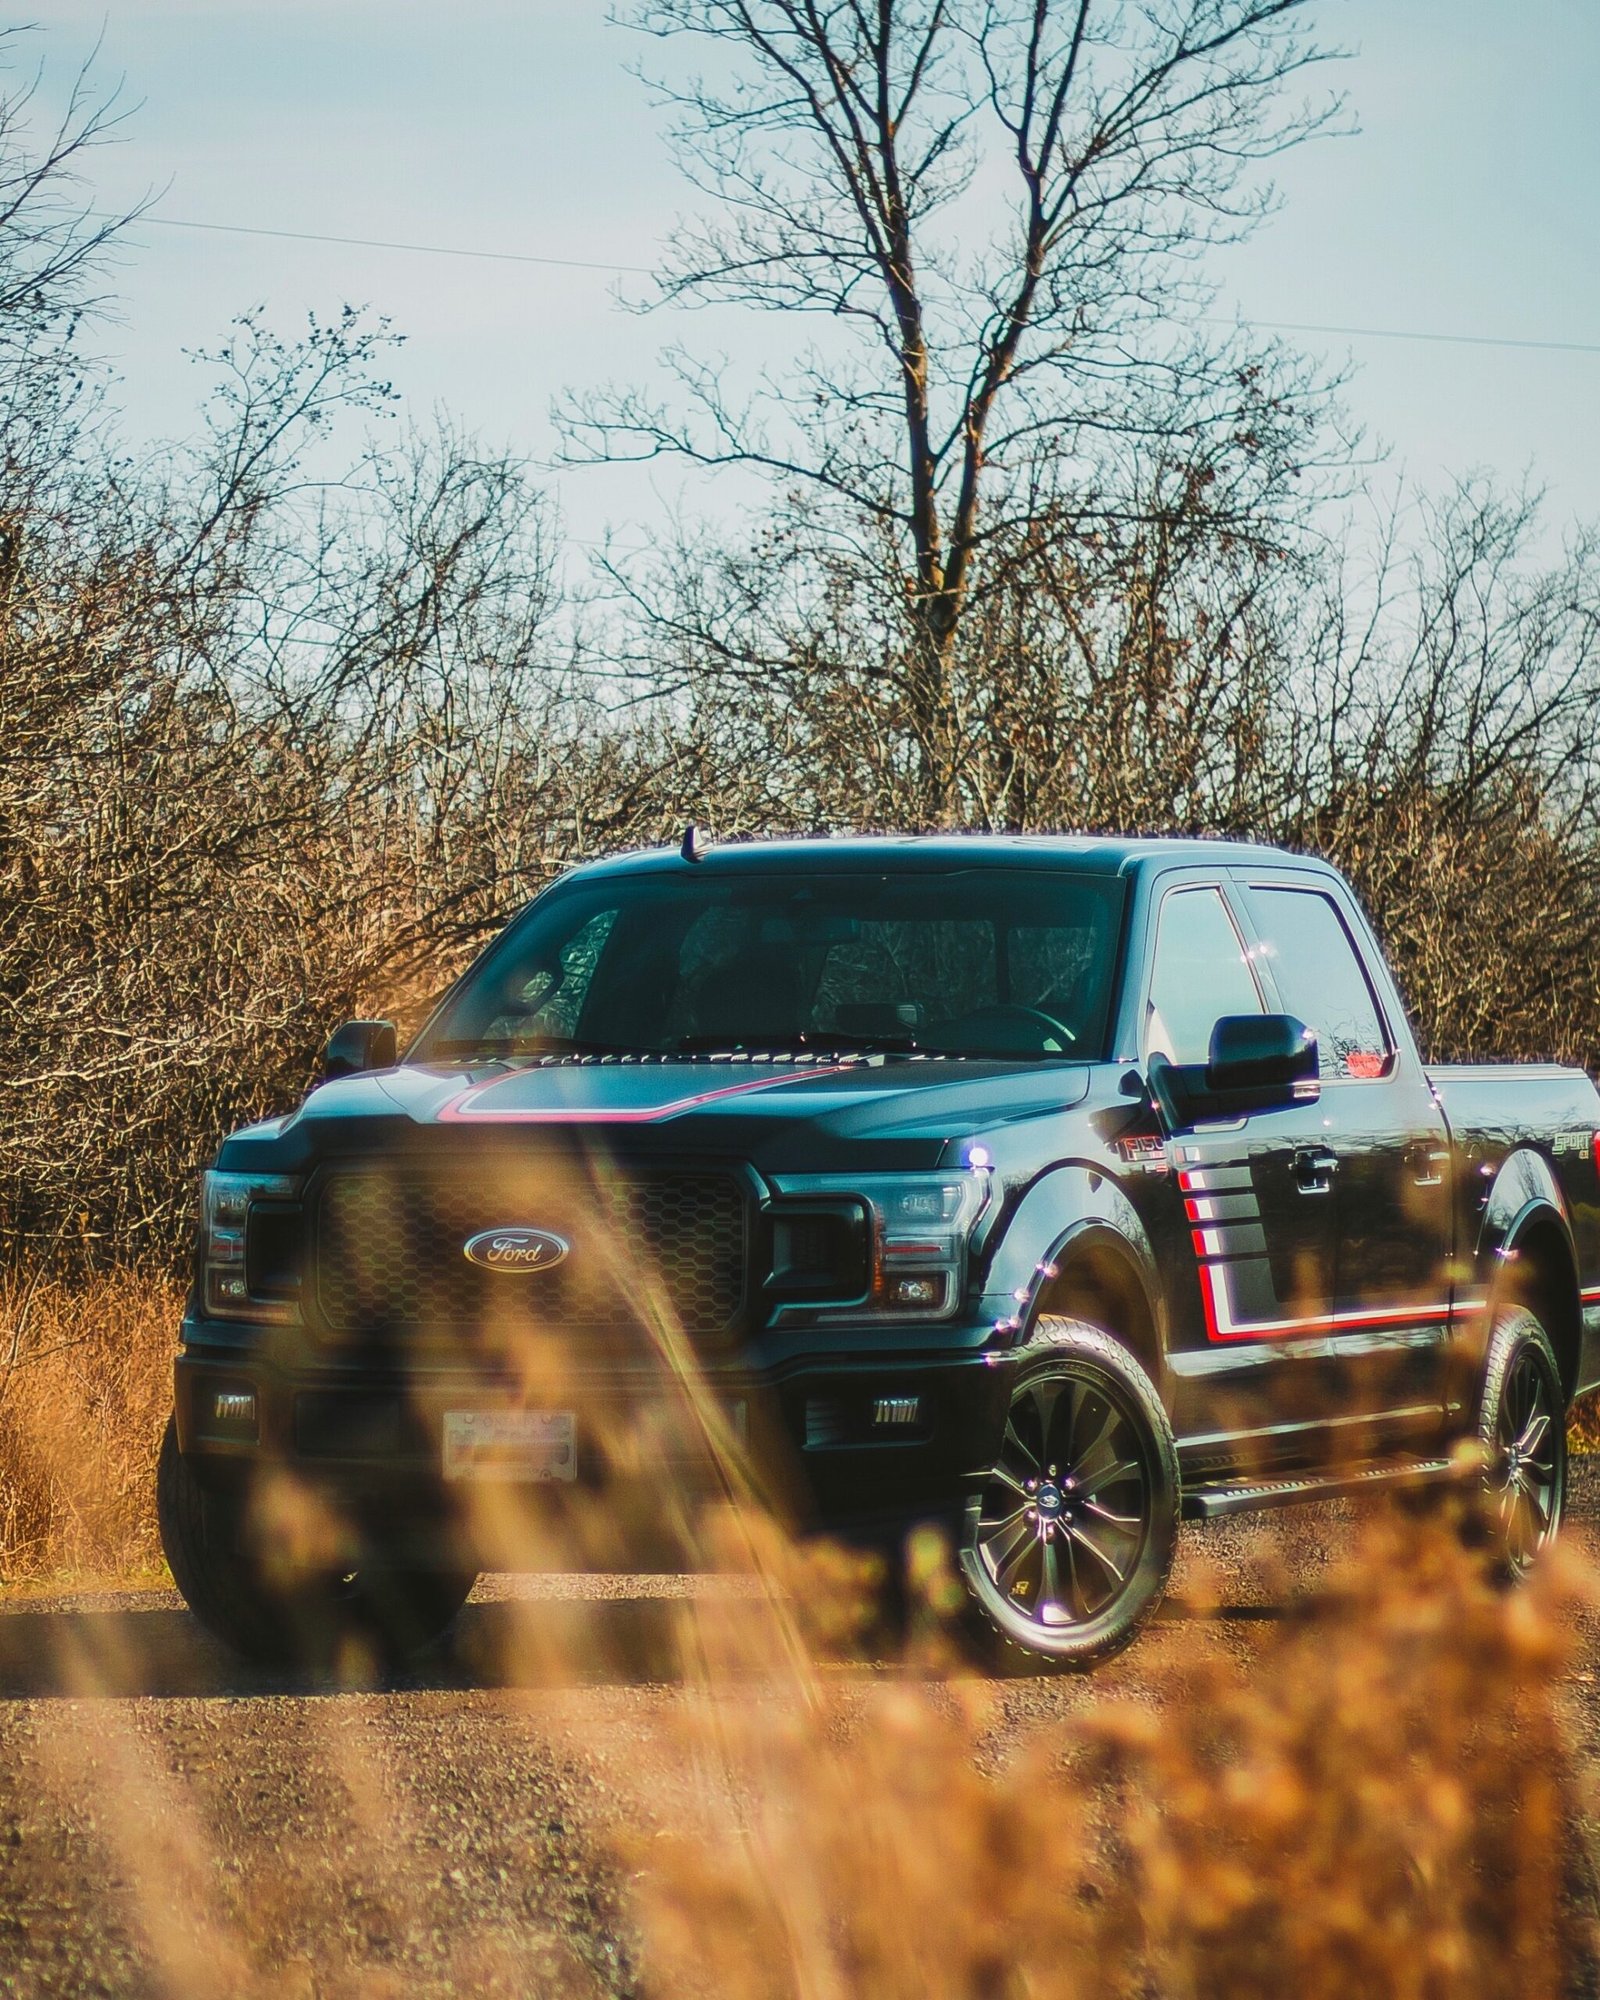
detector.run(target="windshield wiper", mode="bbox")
[671,1026,1088,1064]
[427,1034,647,1060]
[922,1046,1072,1062]
[673,1032,925,1057]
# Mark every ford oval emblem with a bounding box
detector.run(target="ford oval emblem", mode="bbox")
[463,1226,570,1273]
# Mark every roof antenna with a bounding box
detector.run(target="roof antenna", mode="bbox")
[680,823,707,863]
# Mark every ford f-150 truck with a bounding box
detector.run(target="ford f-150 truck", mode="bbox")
[158,836,1600,1668]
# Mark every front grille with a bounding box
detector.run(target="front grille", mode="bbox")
[314,1167,748,1341]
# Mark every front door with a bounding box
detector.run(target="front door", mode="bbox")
[1238,876,1455,1448]
[1137,882,1342,1466]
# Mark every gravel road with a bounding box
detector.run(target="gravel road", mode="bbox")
[4,1466,1599,1998]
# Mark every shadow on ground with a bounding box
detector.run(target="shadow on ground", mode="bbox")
[0,1581,1306,1702]
[0,1593,683,1700]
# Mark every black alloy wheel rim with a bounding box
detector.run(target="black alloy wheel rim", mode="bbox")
[976,1369,1149,1629]
[1495,1344,1561,1572]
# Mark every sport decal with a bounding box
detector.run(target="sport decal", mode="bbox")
[437,1063,855,1125]
[1179,1165,1465,1344]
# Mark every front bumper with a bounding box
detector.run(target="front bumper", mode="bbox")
[174,1310,1019,1557]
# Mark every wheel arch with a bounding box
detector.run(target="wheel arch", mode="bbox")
[1475,1147,1581,1401]
[981,1163,1166,1400]
[1032,1224,1163,1391]
[1493,1204,1582,1404]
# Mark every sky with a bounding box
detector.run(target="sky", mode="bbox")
[27,0,1600,565]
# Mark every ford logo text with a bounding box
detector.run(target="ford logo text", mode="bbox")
[462,1227,570,1273]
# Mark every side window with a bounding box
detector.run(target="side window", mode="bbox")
[1143,887,1264,1066]
[1248,887,1391,1080]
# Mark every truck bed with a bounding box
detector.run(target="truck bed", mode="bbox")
[1426,1062,1599,1149]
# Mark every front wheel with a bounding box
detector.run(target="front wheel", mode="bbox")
[959,1320,1179,1670]
[157,1416,477,1669]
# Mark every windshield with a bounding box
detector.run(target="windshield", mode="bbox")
[415,868,1126,1065]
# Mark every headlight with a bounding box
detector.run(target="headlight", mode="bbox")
[768,1168,991,1322]
[200,1170,301,1322]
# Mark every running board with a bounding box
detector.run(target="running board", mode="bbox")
[1183,1456,1456,1520]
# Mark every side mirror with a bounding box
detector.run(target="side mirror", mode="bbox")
[1148,1013,1317,1132]
[320,1018,397,1084]
[1207,1014,1318,1096]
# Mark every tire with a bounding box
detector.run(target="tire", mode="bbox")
[157,1416,477,1669]
[958,1319,1179,1670]
[1473,1306,1566,1580]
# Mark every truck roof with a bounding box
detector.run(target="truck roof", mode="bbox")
[563,832,1329,882]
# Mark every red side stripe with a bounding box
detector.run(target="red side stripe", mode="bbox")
[1197,1258,1222,1341]
[1195,1248,1464,1344]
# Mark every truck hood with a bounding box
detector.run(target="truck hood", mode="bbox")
[228,1056,1094,1175]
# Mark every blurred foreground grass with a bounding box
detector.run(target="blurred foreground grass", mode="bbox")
[0,1273,1594,1995]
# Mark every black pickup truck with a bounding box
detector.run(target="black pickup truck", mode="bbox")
[159,836,1600,1667]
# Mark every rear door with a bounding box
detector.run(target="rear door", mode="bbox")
[1236,872,1454,1444]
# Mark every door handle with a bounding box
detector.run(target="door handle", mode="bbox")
[1405,1140,1446,1188]
[1292,1146,1339,1195]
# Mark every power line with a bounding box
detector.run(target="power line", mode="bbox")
[1213,314,1600,359]
[119,211,1600,357]
[124,211,656,277]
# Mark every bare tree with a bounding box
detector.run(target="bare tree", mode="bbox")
[565,0,1344,821]
[0,29,141,461]
[605,374,1319,831]
[1283,484,1600,1068]
[0,302,789,1269]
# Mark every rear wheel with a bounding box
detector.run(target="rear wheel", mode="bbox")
[1475,1307,1566,1578]
[959,1320,1178,1670]
[157,1416,476,1669]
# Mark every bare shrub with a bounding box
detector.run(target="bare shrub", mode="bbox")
[1288,486,1600,1069]
[613,474,1600,1078]
[0,304,786,1270]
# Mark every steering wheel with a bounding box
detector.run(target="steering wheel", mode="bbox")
[946,1002,1078,1053]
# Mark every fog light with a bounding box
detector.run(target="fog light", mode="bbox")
[873,1396,921,1428]
[211,1388,257,1434]
[889,1275,941,1308]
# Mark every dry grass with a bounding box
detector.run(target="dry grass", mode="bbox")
[624,1501,1588,2000]
[1569,1392,1600,1456]
[0,1270,178,1584]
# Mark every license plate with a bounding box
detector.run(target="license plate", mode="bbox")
[442,1409,576,1483]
